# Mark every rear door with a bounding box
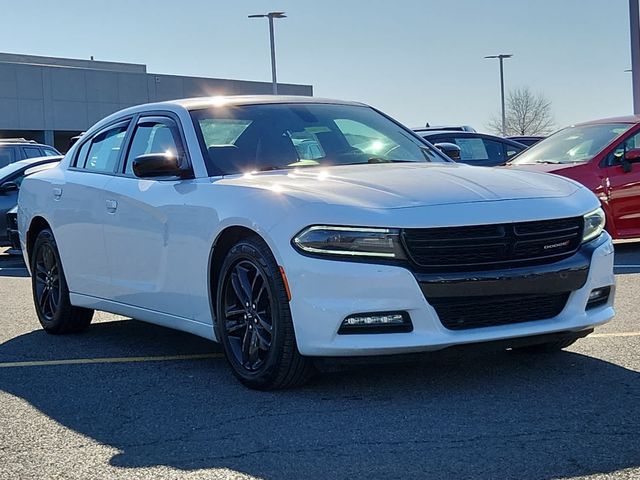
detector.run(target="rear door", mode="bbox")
[102,114,198,319]
[600,129,640,237]
[52,121,130,297]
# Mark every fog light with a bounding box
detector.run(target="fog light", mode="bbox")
[338,311,412,334]
[587,287,611,309]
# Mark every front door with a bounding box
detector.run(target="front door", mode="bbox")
[102,115,198,319]
[601,130,640,238]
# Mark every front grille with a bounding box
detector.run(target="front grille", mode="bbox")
[402,217,583,272]
[430,293,570,330]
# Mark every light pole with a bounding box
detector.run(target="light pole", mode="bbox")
[249,11,286,95]
[485,54,513,136]
[630,0,640,114]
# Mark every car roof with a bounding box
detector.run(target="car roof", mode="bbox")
[575,115,640,126]
[171,95,365,110]
[415,130,528,148]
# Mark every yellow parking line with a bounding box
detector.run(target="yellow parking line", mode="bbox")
[0,332,637,369]
[0,353,224,368]
[590,331,640,338]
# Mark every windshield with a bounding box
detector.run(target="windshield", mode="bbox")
[509,123,632,165]
[190,103,447,174]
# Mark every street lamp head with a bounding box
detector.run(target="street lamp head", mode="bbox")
[249,11,287,19]
[484,54,513,59]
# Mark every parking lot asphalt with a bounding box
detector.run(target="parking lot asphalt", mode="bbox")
[0,245,638,480]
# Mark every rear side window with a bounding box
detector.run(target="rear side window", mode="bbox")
[0,146,16,167]
[42,148,60,157]
[23,147,44,159]
[81,124,128,173]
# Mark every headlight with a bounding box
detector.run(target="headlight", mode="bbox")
[583,207,606,242]
[293,226,407,259]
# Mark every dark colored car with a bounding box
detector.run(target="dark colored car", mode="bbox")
[507,135,545,147]
[5,205,19,255]
[507,116,640,239]
[415,130,527,166]
[0,157,61,246]
[0,138,60,168]
[416,124,477,133]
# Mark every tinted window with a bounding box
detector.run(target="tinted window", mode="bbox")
[75,140,91,168]
[124,119,183,175]
[83,124,128,172]
[191,103,445,174]
[23,147,44,159]
[42,148,60,157]
[604,130,640,166]
[505,143,524,159]
[0,146,16,167]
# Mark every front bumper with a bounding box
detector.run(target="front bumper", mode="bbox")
[286,233,615,356]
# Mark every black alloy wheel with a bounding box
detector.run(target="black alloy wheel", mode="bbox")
[216,235,314,390]
[30,229,94,334]
[222,259,274,371]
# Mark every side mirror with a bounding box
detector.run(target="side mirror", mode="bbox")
[434,142,461,161]
[0,181,18,194]
[132,152,190,179]
[620,148,640,173]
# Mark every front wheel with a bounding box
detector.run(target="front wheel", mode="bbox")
[215,236,314,390]
[31,229,94,334]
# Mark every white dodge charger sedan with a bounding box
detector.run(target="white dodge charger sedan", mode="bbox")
[17,96,615,389]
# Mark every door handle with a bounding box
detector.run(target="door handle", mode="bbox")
[105,199,118,213]
[53,187,62,200]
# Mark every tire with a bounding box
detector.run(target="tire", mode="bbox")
[30,229,94,334]
[215,235,314,390]
[512,336,579,353]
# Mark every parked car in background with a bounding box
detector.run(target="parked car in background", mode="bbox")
[0,157,61,247]
[0,139,60,168]
[417,124,477,133]
[508,116,640,240]
[508,135,545,147]
[416,130,527,166]
[6,206,19,255]
[18,96,614,390]
[433,142,461,160]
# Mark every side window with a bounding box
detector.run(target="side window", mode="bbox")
[504,143,524,160]
[83,124,128,172]
[605,131,640,166]
[0,146,16,167]
[74,140,91,168]
[23,147,44,159]
[124,118,184,175]
[42,148,60,157]
[451,137,489,162]
[481,139,506,164]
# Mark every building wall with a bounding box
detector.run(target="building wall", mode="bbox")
[0,54,312,150]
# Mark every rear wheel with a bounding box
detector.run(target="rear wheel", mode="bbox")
[215,235,314,390]
[31,229,94,334]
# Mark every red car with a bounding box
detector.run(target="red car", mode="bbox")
[507,116,640,239]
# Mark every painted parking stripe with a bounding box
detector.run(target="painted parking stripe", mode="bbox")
[0,353,224,368]
[0,332,638,368]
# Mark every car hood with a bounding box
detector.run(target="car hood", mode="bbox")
[216,163,582,210]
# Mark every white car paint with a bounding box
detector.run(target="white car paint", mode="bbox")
[17,96,615,356]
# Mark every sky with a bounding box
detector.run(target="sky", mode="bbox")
[0,0,633,133]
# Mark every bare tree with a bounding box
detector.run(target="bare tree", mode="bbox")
[488,87,555,136]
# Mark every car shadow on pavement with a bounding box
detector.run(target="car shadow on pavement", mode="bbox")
[0,319,638,480]
[0,253,29,277]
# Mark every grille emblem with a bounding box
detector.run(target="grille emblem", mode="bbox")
[543,240,571,250]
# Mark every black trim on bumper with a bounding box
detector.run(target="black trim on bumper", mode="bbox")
[415,235,605,298]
